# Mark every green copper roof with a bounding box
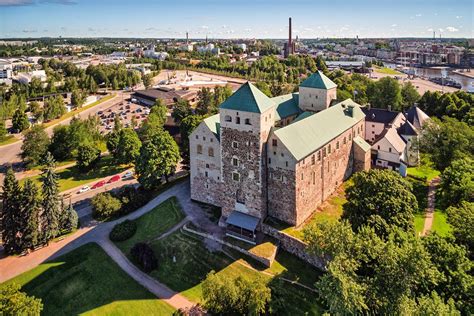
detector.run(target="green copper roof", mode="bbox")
[300,71,337,90]
[219,82,275,113]
[273,99,365,161]
[203,114,220,140]
[353,136,371,152]
[271,93,301,121]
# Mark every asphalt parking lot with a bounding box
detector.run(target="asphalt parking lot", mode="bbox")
[98,100,150,133]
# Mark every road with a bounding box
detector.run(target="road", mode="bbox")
[0,92,125,185]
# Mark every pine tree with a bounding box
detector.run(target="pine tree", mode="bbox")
[40,152,62,242]
[1,168,22,254]
[61,203,78,233]
[20,179,40,250]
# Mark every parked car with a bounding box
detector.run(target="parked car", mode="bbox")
[78,185,90,194]
[91,180,106,190]
[107,175,121,183]
[122,170,134,179]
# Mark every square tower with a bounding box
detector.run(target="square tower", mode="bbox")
[219,82,275,220]
[298,71,337,112]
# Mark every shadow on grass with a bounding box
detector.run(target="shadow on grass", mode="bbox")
[5,243,175,316]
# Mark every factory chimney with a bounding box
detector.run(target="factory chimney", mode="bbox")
[186,31,189,45]
[288,17,293,55]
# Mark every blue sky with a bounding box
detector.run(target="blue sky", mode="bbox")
[1,0,472,38]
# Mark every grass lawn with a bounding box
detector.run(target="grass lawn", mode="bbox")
[0,135,19,146]
[267,181,350,240]
[5,243,175,316]
[41,94,116,129]
[431,210,452,237]
[20,155,130,192]
[114,197,186,253]
[407,165,440,182]
[146,231,324,315]
[373,66,402,75]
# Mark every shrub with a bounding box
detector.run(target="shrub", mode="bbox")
[109,220,137,242]
[130,242,158,272]
[91,192,122,220]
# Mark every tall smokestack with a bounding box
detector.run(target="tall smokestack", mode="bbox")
[288,17,293,55]
[186,31,189,45]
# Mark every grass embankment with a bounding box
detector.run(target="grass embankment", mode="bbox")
[0,135,19,146]
[5,243,176,316]
[373,66,403,75]
[113,197,323,314]
[407,165,440,182]
[20,155,130,192]
[114,197,186,253]
[42,94,116,129]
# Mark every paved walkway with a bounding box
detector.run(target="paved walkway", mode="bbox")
[421,177,440,236]
[0,180,221,310]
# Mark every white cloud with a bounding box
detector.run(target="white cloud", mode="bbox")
[200,25,209,29]
[391,24,398,27]
[415,13,422,17]
[446,26,459,32]
[456,15,462,19]
[427,28,434,32]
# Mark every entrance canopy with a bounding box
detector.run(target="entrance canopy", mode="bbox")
[226,211,259,232]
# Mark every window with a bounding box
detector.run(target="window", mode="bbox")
[232,172,240,181]
[232,157,239,166]
[205,171,208,177]
[210,138,213,143]
[344,137,347,144]
[323,148,327,157]
[273,151,276,156]
[349,133,352,141]
[245,118,251,125]
[197,144,202,154]
[372,124,375,128]
[285,161,288,167]
[377,145,380,150]
[195,135,199,139]
[281,153,284,157]
[232,141,238,149]
[205,164,209,168]
[236,117,241,124]
[268,158,272,164]
[336,141,340,150]
[389,147,392,153]
[208,147,214,157]
[225,115,232,122]
[203,136,206,141]
[301,173,304,180]
[272,139,277,146]
[328,144,332,154]
[372,131,375,134]
[317,151,321,161]
[311,155,315,165]
[312,172,316,185]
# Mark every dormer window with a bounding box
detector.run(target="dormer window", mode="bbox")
[225,115,232,122]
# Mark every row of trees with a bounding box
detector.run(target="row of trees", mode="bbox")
[303,170,472,315]
[1,153,78,255]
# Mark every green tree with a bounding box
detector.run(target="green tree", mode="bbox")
[91,192,122,220]
[115,128,141,164]
[368,77,403,110]
[171,99,192,124]
[150,98,167,125]
[202,271,271,315]
[76,143,101,171]
[0,168,22,254]
[401,81,420,111]
[342,169,417,237]
[43,95,66,121]
[29,101,43,122]
[196,87,214,115]
[71,89,86,108]
[12,106,29,132]
[419,117,474,171]
[447,202,473,254]
[61,203,78,233]
[21,125,50,167]
[254,81,272,97]
[142,73,153,89]
[49,125,72,161]
[0,119,7,140]
[0,283,43,315]
[106,116,123,155]
[179,115,204,165]
[20,179,40,250]
[135,128,180,189]
[438,157,473,208]
[40,152,62,241]
[212,85,233,110]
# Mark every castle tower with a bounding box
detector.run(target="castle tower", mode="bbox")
[298,71,337,112]
[218,82,275,221]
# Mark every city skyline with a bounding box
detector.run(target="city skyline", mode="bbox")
[0,0,472,39]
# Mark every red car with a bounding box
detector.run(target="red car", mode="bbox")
[107,175,121,183]
[91,180,106,190]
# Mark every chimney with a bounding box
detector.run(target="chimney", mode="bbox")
[288,17,293,55]
[186,32,189,45]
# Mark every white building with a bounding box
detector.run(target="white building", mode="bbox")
[15,70,47,84]
[236,43,247,51]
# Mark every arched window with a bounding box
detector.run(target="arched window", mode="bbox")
[197,144,202,154]
[225,115,232,122]
[245,118,251,125]
[208,147,214,157]
[236,117,241,124]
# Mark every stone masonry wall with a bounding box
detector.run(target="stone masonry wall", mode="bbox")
[267,168,297,225]
[262,223,325,270]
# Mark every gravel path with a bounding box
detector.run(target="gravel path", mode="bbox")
[421,177,440,236]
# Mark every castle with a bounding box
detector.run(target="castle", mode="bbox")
[189,71,371,242]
